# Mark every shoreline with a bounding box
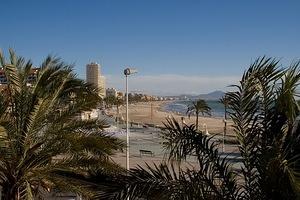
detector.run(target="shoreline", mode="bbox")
[159,100,225,120]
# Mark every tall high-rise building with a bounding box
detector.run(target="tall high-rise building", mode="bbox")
[86,62,106,97]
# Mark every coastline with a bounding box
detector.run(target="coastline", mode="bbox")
[107,100,234,134]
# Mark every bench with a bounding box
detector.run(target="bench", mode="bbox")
[139,149,154,157]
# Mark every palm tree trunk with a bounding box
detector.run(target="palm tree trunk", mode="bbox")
[196,113,199,130]
[2,183,19,200]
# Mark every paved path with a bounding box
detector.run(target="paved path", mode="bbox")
[109,124,243,170]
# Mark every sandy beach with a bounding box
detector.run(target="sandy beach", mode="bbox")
[108,100,234,134]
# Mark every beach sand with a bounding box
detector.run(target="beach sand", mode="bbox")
[108,101,234,134]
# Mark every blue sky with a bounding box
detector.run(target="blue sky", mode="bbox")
[1,0,300,95]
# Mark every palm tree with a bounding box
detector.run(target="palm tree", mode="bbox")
[104,96,115,108]
[0,49,124,199]
[224,57,300,199]
[220,95,228,120]
[98,57,300,200]
[220,95,229,137]
[186,99,211,130]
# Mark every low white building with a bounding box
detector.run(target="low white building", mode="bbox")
[106,88,118,97]
[80,109,99,120]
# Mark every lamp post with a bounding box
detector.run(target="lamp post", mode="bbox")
[124,68,137,171]
[220,95,228,153]
[223,119,226,152]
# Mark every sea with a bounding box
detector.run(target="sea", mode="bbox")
[162,100,225,118]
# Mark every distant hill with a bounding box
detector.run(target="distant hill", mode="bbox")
[166,90,225,101]
[195,90,225,100]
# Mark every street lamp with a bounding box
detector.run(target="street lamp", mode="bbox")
[221,95,228,153]
[124,68,137,171]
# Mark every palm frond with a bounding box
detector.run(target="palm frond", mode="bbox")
[226,57,300,199]
[162,118,239,199]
